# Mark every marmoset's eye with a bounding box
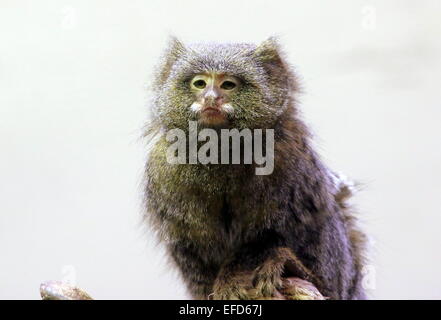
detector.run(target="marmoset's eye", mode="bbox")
[220,81,236,90]
[193,79,206,89]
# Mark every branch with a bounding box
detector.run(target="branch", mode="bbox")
[40,277,324,300]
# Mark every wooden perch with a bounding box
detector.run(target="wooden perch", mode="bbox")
[40,281,93,300]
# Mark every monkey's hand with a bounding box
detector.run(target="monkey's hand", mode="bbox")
[211,247,324,300]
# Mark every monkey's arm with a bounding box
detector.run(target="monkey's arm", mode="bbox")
[211,232,324,300]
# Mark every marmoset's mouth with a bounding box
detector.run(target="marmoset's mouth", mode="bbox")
[199,107,228,126]
[202,107,221,113]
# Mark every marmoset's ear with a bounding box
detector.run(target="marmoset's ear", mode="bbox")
[155,36,187,87]
[167,36,186,60]
[254,37,296,90]
[254,36,284,66]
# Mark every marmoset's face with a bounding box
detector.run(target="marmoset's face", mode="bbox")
[155,38,296,131]
[189,73,240,127]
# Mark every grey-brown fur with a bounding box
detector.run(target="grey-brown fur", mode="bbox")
[143,37,367,300]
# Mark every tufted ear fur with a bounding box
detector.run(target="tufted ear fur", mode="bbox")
[254,37,298,92]
[154,36,187,88]
[254,37,283,64]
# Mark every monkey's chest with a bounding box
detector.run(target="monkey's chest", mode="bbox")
[149,151,272,245]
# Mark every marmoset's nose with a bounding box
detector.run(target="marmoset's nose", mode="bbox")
[204,87,223,107]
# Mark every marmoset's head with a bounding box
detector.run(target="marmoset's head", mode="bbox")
[152,37,298,130]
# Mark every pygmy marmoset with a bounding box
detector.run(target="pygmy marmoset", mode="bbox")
[143,37,367,300]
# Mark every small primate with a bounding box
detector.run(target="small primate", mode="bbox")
[143,37,367,300]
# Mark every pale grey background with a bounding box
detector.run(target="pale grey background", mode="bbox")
[1,0,440,299]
